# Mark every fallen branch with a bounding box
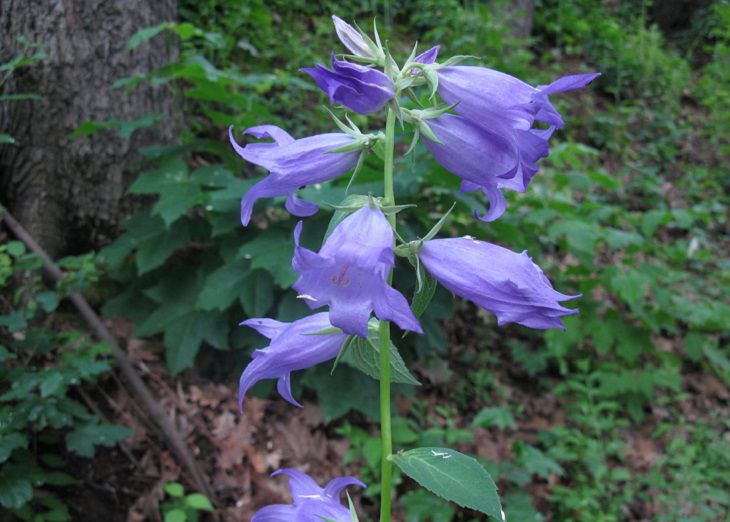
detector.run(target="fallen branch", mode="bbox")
[0,207,220,512]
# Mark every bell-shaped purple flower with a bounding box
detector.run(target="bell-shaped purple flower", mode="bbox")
[230,125,361,226]
[332,15,374,58]
[422,114,523,222]
[239,313,347,409]
[419,237,579,329]
[301,54,395,115]
[292,205,422,338]
[437,66,600,130]
[415,45,440,65]
[252,468,365,522]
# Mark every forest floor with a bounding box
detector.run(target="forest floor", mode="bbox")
[59,310,729,522]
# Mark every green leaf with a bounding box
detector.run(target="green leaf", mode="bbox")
[0,133,16,144]
[136,220,190,274]
[163,508,187,522]
[472,407,517,430]
[390,447,502,519]
[163,311,227,375]
[410,267,437,318]
[196,262,250,311]
[400,489,457,522]
[347,492,360,522]
[239,269,274,317]
[164,482,185,498]
[128,23,170,50]
[0,433,27,463]
[0,467,32,509]
[65,423,133,458]
[346,330,420,386]
[237,233,296,288]
[185,493,214,511]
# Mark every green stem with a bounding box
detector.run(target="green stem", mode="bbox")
[379,107,396,522]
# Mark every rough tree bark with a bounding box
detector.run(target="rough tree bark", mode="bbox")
[0,0,178,257]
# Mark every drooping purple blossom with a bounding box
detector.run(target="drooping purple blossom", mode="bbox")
[238,313,347,409]
[230,125,361,226]
[252,468,365,522]
[415,45,440,66]
[422,114,522,222]
[332,15,374,58]
[437,66,600,131]
[419,237,579,329]
[292,205,422,338]
[302,53,395,114]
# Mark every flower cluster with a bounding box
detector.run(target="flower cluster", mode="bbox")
[231,15,598,517]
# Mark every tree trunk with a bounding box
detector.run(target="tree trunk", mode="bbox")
[0,0,178,257]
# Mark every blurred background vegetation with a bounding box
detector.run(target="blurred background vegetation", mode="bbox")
[1,0,728,521]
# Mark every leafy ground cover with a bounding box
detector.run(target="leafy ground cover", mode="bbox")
[1,1,728,520]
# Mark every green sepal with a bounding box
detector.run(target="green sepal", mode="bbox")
[422,203,456,241]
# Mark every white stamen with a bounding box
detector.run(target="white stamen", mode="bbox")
[296,294,318,302]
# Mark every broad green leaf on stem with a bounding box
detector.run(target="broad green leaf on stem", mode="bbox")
[346,335,420,385]
[410,266,437,318]
[391,447,502,519]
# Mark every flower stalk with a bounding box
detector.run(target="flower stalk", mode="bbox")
[378,106,396,522]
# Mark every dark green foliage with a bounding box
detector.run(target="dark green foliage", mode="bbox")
[0,242,130,519]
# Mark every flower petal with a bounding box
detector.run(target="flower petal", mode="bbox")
[272,468,323,500]
[286,193,319,217]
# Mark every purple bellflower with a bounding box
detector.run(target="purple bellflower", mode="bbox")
[302,53,395,115]
[422,69,599,220]
[292,205,422,338]
[414,45,440,66]
[238,313,347,409]
[230,125,361,226]
[419,237,579,329]
[332,15,374,58]
[422,114,522,222]
[437,66,600,131]
[252,468,365,522]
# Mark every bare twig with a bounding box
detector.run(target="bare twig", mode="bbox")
[0,207,220,513]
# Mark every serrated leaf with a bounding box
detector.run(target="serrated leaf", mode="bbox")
[0,468,32,509]
[391,447,502,519]
[0,433,27,463]
[347,335,420,385]
[65,423,133,458]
